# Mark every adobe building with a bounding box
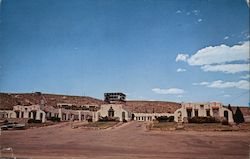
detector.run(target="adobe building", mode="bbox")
[93,92,131,122]
[93,104,130,122]
[174,102,234,123]
[0,92,241,124]
[0,104,46,123]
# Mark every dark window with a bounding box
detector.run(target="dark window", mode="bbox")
[195,110,199,117]
[16,111,20,118]
[206,110,210,116]
[108,107,114,117]
[187,109,192,118]
[33,111,37,120]
[224,111,228,120]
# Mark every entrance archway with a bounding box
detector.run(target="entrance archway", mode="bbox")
[122,112,126,121]
[40,113,43,120]
[32,111,37,120]
[108,107,114,117]
[131,114,135,120]
[224,111,228,121]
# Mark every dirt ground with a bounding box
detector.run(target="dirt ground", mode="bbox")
[0,121,250,159]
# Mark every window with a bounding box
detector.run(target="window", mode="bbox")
[108,107,114,117]
[195,110,199,117]
[206,110,210,116]
[187,109,192,118]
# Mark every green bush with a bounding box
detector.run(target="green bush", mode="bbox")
[234,107,245,124]
[221,119,229,125]
[188,116,220,123]
[168,116,174,122]
[99,116,119,122]
[87,118,93,122]
[28,119,42,123]
[47,117,61,122]
[156,116,174,122]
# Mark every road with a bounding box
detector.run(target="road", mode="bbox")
[0,121,250,159]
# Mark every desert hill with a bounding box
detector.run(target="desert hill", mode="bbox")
[0,92,249,116]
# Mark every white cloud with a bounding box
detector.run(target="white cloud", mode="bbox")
[201,63,249,73]
[240,74,250,79]
[193,80,250,90]
[152,88,184,95]
[224,36,229,40]
[246,0,250,7]
[207,80,249,90]
[197,19,202,22]
[176,10,182,14]
[223,94,231,97]
[187,41,249,66]
[186,12,191,16]
[175,54,189,62]
[192,82,209,86]
[177,68,186,72]
[192,10,199,16]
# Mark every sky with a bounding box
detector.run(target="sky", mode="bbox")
[0,0,249,106]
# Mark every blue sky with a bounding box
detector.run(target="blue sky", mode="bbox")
[0,0,249,106]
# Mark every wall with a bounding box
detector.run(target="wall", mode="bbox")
[94,104,129,122]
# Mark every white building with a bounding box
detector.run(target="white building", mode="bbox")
[0,105,46,123]
[133,113,173,121]
[174,102,234,123]
[93,104,130,122]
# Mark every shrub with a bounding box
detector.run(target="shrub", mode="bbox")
[99,116,119,122]
[234,107,245,124]
[221,119,229,125]
[188,116,220,123]
[87,118,93,122]
[156,116,174,122]
[168,116,174,122]
[28,119,42,123]
[47,117,61,122]
[3,119,8,123]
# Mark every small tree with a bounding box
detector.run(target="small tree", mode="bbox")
[228,104,235,121]
[228,104,232,111]
[234,107,245,124]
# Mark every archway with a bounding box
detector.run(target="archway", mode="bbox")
[108,107,114,117]
[40,113,43,120]
[15,111,20,118]
[131,114,135,120]
[122,112,126,121]
[224,111,228,121]
[32,111,37,120]
[178,111,182,122]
